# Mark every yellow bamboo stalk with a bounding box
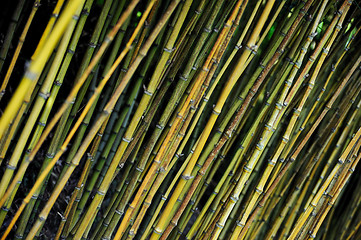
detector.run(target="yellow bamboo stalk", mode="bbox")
[0,0,84,139]
[69,2,181,238]
[149,2,276,239]
[0,0,87,202]
[232,5,344,240]
[308,143,361,239]
[0,3,149,240]
[106,0,194,182]
[0,0,140,210]
[114,3,238,238]
[0,0,41,100]
[287,59,361,240]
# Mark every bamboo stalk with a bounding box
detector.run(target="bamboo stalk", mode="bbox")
[0,0,86,139]
[0,0,41,100]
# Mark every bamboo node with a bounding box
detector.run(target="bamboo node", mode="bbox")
[236,220,245,227]
[65,98,75,104]
[96,190,106,196]
[202,67,209,72]
[163,47,174,53]
[256,143,264,150]
[310,32,318,38]
[212,109,221,116]
[122,137,132,143]
[153,228,163,235]
[144,89,153,96]
[243,165,252,173]
[88,42,97,48]
[245,45,257,55]
[24,69,38,81]
[182,175,194,180]
[309,233,316,238]
[1,206,9,212]
[268,160,276,166]
[156,124,164,130]
[204,27,212,33]
[6,164,16,170]
[81,9,90,16]
[230,196,239,202]
[235,44,242,50]
[54,80,62,86]
[13,234,23,239]
[282,137,289,143]
[72,14,80,20]
[115,209,123,215]
[39,91,50,100]
[265,123,273,130]
[216,222,224,229]
[180,75,188,81]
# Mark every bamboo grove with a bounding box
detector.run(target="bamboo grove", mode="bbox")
[1,0,361,239]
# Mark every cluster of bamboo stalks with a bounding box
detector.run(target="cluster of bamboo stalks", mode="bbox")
[0,0,361,239]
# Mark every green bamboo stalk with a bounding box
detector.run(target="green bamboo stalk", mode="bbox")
[0,1,147,238]
[50,2,181,238]
[151,2,276,239]
[0,0,140,213]
[0,0,86,206]
[0,0,41,101]
[57,0,115,151]
[249,52,361,240]
[0,0,93,228]
[232,4,345,238]
[0,0,86,140]
[0,0,26,75]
